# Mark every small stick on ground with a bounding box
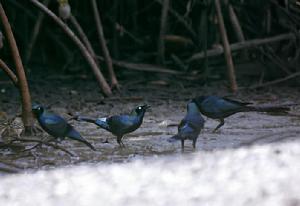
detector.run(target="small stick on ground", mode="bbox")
[91,0,119,89]
[157,0,170,65]
[16,138,75,157]
[0,3,33,133]
[214,0,238,93]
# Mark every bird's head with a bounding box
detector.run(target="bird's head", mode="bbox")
[32,103,44,116]
[187,101,200,114]
[192,96,208,104]
[133,104,151,115]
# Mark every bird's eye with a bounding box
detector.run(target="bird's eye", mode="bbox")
[138,107,142,110]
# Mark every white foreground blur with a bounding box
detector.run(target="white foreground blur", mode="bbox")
[1,141,300,206]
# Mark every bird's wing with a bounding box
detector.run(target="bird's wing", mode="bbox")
[41,114,69,135]
[184,115,204,130]
[108,115,136,131]
[95,117,111,131]
[110,115,135,127]
[222,97,252,106]
[177,119,186,132]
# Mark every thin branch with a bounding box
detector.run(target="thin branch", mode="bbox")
[188,32,298,62]
[69,15,96,58]
[25,0,50,64]
[154,0,197,40]
[0,3,33,133]
[91,0,119,89]
[0,58,18,86]
[29,0,112,96]
[215,0,238,92]
[249,71,300,89]
[228,4,247,58]
[97,56,183,75]
[157,0,170,64]
[16,138,75,156]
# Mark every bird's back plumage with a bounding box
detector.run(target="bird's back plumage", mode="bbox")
[107,115,142,136]
[37,111,70,138]
[194,96,249,119]
[193,95,290,119]
[33,106,95,150]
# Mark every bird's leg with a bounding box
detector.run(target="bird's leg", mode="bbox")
[121,141,125,148]
[192,139,196,150]
[117,136,125,148]
[102,138,109,143]
[213,119,225,132]
[181,139,185,152]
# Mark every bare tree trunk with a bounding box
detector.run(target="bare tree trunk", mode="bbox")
[0,3,33,133]
[29,0,112,96]
[214,0,238,93]
[91,0,119,89]
[157,0,170,64]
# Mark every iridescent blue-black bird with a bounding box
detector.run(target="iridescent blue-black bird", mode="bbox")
[73,105,150,147]
[169,102,205,150]
[192,95,290,132]
[32,104,95,151]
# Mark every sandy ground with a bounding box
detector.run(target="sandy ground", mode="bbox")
[0,75,300,205]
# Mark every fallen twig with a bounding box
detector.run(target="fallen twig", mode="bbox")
[188,32,298,63]
[248,71,300,89]
[16,138,75,157]
[97,56,183,75]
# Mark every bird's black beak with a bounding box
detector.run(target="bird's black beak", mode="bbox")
[142,105,151,110]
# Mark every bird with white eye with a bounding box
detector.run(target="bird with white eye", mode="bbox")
[72,105,151,147]
[32,104,95,150]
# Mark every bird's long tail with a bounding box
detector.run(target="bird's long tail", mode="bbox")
[245,104,297,113]
[72,115,110,132]
[67,129,96,151]
[72,115,97,124]
[168,134,181,142]
[77,139,96,151]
